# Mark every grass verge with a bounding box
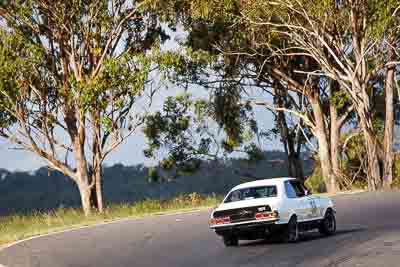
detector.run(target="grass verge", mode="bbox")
[0,193,222,247]
[0,190,365,248]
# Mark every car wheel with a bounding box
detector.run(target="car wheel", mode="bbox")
[319,210,336,236]
[283,216,299,243]
[223,235,239,247]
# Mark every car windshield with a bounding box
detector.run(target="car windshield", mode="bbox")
[224,186,278,203]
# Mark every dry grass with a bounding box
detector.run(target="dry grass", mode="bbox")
[0,193,222,246]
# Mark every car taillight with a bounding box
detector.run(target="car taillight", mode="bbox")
[210,216,230,225]
[255,212,267,219]
[255,211,279,220]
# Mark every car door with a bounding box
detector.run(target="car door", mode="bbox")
[284,181,310,221]
[299,182,322,219]
[289,180,316,221]
[306,196,320,219]
[306,194,324,218]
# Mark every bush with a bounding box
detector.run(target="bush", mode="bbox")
[392,154,400,189]
[351,179,368,190]
[392,178,400,189]
[394,154,400,178]
[305,167,326,193]
[147,167,159,183]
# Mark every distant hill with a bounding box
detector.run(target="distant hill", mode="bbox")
[0,151,313,216]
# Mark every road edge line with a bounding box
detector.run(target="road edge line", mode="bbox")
[0,207,211,252]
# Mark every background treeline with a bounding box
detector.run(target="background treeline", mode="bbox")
[0,151,313,216]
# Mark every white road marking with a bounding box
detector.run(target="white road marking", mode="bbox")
[0,208,209,252]
[0,264,8,267]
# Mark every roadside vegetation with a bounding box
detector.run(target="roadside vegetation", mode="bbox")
[0,193,222,246]
[0,151,314,216]
[0,0,399,220]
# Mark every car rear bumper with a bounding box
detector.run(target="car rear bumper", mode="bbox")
[210,218,278,229]
[212,219,283,239]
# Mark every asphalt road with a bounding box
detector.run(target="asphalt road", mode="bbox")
[1,191,400,267]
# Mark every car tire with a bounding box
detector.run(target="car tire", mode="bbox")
[319,210,336,236]
[223,235,239,247]
[282,216,299,243]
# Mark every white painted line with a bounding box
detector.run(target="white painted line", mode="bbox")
[0,207,211,252]
[0,264,8,267]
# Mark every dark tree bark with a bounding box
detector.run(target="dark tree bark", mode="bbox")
[329,81,353,190]
[274,87,305,180]
[329,103,340,189]
[383,37,396,189]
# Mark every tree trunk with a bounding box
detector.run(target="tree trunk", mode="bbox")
[274,86,305,180]
[359,113,381,190]
[330,102,340,177]
[92,113,104,213]
[383,39,396,189]
[73,126,93,215]
[348,7,381,190]
[94,164,104,213]
[77,182,92,216]
[366,132,381,191]
[310,95,336,193]
[280,117,304,180]
[288,153,304,180]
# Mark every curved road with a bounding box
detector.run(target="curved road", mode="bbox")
[1,191,400,267]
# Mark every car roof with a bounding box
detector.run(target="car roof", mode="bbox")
[231,177,296,191]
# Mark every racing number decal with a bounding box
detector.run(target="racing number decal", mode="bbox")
[310,199,318,217]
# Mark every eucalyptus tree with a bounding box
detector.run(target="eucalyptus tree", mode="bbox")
[0,0,175,215]
[147,2,309,181]
[233,0,399,190]
[143,92,265,178]
[160,0,358,192]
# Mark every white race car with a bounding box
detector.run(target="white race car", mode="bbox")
[209,177,336,246]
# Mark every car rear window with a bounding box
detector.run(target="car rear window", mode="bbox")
[224,186,278,203]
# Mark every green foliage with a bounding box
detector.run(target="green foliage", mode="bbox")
[391,154,400,189]
[331,90,350,110]
[143,93,212,174]
[212,84,245,144]
[0,29,45,130]
[0,0,189,213]
[351,179,368,190]
[305,166,327,193]
[143,91,263,173]
[394,154,400,179]
[244,144,265,162]
[0,0,178,170]
[392,178,400,189]
[147,167,159,183]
